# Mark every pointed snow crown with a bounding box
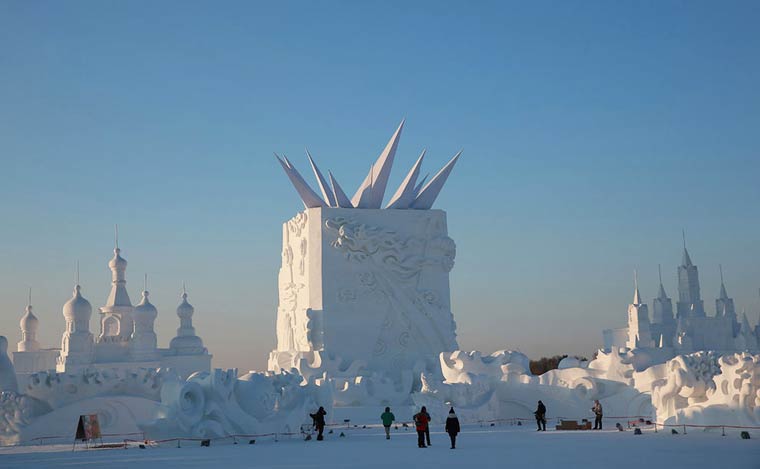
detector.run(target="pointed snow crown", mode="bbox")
[682,248,693,267]
[657,264,668,299]
[718,264,729,299]
[275,121,461,210]
[632,270,642,305]
[681,230,693,267]
[352,119,405,208]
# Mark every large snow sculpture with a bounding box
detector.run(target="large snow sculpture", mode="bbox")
[651,352,760,426]
[0,367,166,445]
[269,122,462,388]
[269,208,458,383]
[414,350,653,424]
[142,368,332,439]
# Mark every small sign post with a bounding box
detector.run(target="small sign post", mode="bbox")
[73,414,102,450]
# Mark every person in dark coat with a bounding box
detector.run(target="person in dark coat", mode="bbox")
[592,400,603,430]
[445,407,460,449]
[535,400,547,431]
[380,406,395,440]
[413,406,430,448]
[310,406,327,440]
[422,407,432,446]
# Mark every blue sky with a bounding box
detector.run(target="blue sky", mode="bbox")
[1,1,759,370]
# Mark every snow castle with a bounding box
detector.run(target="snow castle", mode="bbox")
[11,239,211,384]
[603,241,760,371]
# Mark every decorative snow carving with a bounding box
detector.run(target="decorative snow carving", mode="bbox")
[142,368,331,439]
[270,208,459,390]
[650,352,760,426]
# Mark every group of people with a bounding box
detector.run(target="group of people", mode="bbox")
[381,406,461,449]
[310,405,460,448]
[534,399,605,431]
[410,406,461,449]
[310,399,605,447]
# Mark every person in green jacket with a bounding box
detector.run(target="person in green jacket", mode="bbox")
[381,407,395,440]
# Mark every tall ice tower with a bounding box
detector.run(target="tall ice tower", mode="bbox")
[676,233,705,318]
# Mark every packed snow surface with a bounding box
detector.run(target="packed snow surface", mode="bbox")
[0,424,757,469]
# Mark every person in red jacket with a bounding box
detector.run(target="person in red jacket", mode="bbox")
[413,406,430,448]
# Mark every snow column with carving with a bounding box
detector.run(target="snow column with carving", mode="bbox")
[268,121,461,382]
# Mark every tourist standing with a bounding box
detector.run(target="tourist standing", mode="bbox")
[535,400,547,431]
[381,406,395,439]
[413,406,430,448]
[445,407,460,449]
[310,406,327,440]
[592,400,603,430]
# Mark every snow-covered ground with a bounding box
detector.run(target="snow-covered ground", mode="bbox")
[1,424,757,469]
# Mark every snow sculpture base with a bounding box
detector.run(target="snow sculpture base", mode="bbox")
[269,208,458,383]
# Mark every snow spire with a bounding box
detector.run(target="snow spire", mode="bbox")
[657,264,668,299]
[306,148,336,207]
[719,264,729,299]
[412,150,462,210]
[633,269,642,305]
[681,229,693,267]
[275,121,460,211]
[328,171,353,208]
[413,173,429,197]
[386,149,426,209]
[351,119,405,208]
[275,154,327,209]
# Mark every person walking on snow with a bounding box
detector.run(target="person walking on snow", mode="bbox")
[413,406,430,448]
[381,407,395,440]
[445,407,460,449]
[535,400,547,431]
[592,400,603,430]
[310,406,327,440]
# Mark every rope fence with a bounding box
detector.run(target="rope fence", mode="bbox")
[4,414,758,449]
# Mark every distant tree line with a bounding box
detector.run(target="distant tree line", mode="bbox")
[529,354,589,375]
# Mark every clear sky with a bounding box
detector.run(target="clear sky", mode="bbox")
[1,1,759,371]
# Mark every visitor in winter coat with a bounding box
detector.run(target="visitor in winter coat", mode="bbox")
[592,400,603,430]
[535,400,547,431]
[381,407,395,440]
[310,406,327,440]
[445,407,461,449]
[423,408,432,445]
[413,406,430,448]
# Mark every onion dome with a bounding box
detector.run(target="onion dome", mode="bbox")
[134,290,158,322]
[20,304,39,334]
[63,285,93,325]
[170,287,205,354]
[108,247,128,270]
[177,291,194,319]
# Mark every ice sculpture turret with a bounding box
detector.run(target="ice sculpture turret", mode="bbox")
[627,271,653,349]
[169,287,206,355]
[131,275,159,360]
[59,281,94,367]
[99,233,134,342]
[17,290,40,352]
